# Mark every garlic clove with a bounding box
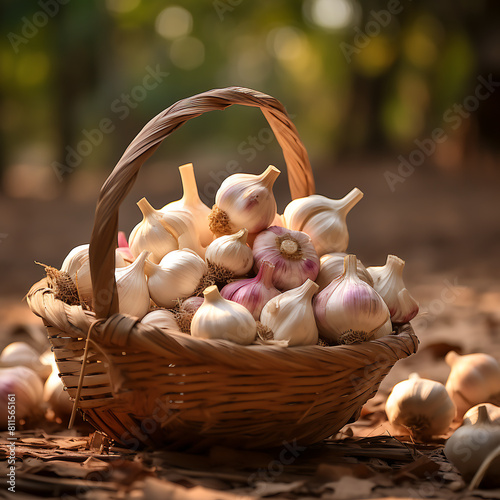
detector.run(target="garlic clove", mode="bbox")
[191,285,257,345]
[314,254,390,344]
[141,309,182,333]
[317,252,373,292]
[260,278,319,346]
[211,165,281,236]
[252,226,319,291]
[385,373,456,439]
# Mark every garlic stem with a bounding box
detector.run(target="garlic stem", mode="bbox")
[339,188,364,215]
[137,197,180,239]
[344,254,358,278]
[179,163,202,205]
[203,285,220,303]
[386,254,405,276]
[137,197,156,217]
[281,239,299,255]
[259,165,280,188]
[236,228,248,244]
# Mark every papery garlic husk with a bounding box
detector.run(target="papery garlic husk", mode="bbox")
[176,296,204,334]
[162,163,213,248]
[314,254,390,344]
[445,405,500,486]
[129,197,180,264]
[0,342,51,381]
[221,261,280,320]
[141,309,182,333]
[205,228,253,276]
[114,250,150,319]
[463,403,500,426]
[44,358,73,419]
[260,279,319,346]
[211,165,281,236]
[317,252,373,292]
[283,188,363,256]
[445,351,500,418]
[145,249,208,308]
[191,285,257,345]
[252,226,319,291]
[367,255,419,324]
[386,373,456,439]
[0,366,44,429]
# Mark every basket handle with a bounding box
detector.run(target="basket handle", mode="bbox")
[89,86,316,319]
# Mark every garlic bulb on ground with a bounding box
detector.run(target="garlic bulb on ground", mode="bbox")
[205,229,253,276]
[385,373,456,439]
[162,163,213,248]
[316,252,373,292]
[210,165,281,236]
[445,405,500,486]
[191,285,257,345]
[145,249,208,308]
[367,255,419,324]
[445,351,500,418]
[0,342,51,380]
[283,188,363,256]
[252,226,319,291]
[260,279,319,346]
[129,198,179,263]
[221,261,280,320]
[114,250,150,319]
[314,254,390,344]
[463,403,500,426]
[141,309,182,333]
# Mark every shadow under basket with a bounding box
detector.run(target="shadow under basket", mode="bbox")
[27,87,418,451]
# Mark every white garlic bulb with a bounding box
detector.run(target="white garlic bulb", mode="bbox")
[162,163,213,248]
[114,250,150,319]
[314,254,390,344]
[316,252,373,292]
[283,188,363,256]
[61,244,89,275]
[367,255,419,324]
[260,279,319,346]
[445,351,500,418]
[129,198,179,264]
[252,226,320,291]
[191,285,257,345]
[145,249,207,308]
[212,165,281,236]
[141,309,182,333]
[0,342,51,380]
[205,229,253,276]
[385,373,456,439]
[463,403,500,426]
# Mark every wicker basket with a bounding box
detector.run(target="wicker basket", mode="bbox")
[27,87,418,451]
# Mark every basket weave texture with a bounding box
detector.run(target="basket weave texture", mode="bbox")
[27,87,418,451]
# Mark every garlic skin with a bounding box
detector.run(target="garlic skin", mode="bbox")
[314,254,390,344]
[260,279,319,346]
[367,255,419,324]
[445,351,500,418]
[463,403,500,426]
[162,163,213,248]
[252,226,320,291]
[114,250,150,319]
[317,252,373,292]
[213,165,281,235]
[385,373,456,439]
[205,229,253,276]
[141,309,182,333]
[145,249,208,308]
[445,405,500,485]
[129,198,179,264]
[283,188,363,256]
[221,261,280,320]
[0,342,51,380]
[61,244,89,276]
[191,285,257,345]
[372,317,394,339]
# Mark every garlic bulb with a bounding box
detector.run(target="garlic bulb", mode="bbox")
[372,317,394,339]
[313,254,390,344]
[44,358,73,419]
[61,244,89,275]
[283,188,363,256]
[141,309,182,333]
[260,279,319,346]
[145,249,208,308]
[191,285,257,345]
[221,261,280,320]
[211,165,281,236]
[0,342,51,380]
[463,403,500,426]
[316,252,373,292]
[129,198,179,263]
[114,250,150,318]
[445,351,500,418]
[0,366,44,429]
[205,229,253,276]
[367,255,419,324]
[445,405,500,486]
[162,163,213,247]
[385,373,456,439]
[252,226,320,291]
[176,296,204,334]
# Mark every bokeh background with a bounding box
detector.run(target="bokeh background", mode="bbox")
[1,0,500,362]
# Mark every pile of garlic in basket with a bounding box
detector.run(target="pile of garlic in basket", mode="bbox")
[53,163,419,347]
